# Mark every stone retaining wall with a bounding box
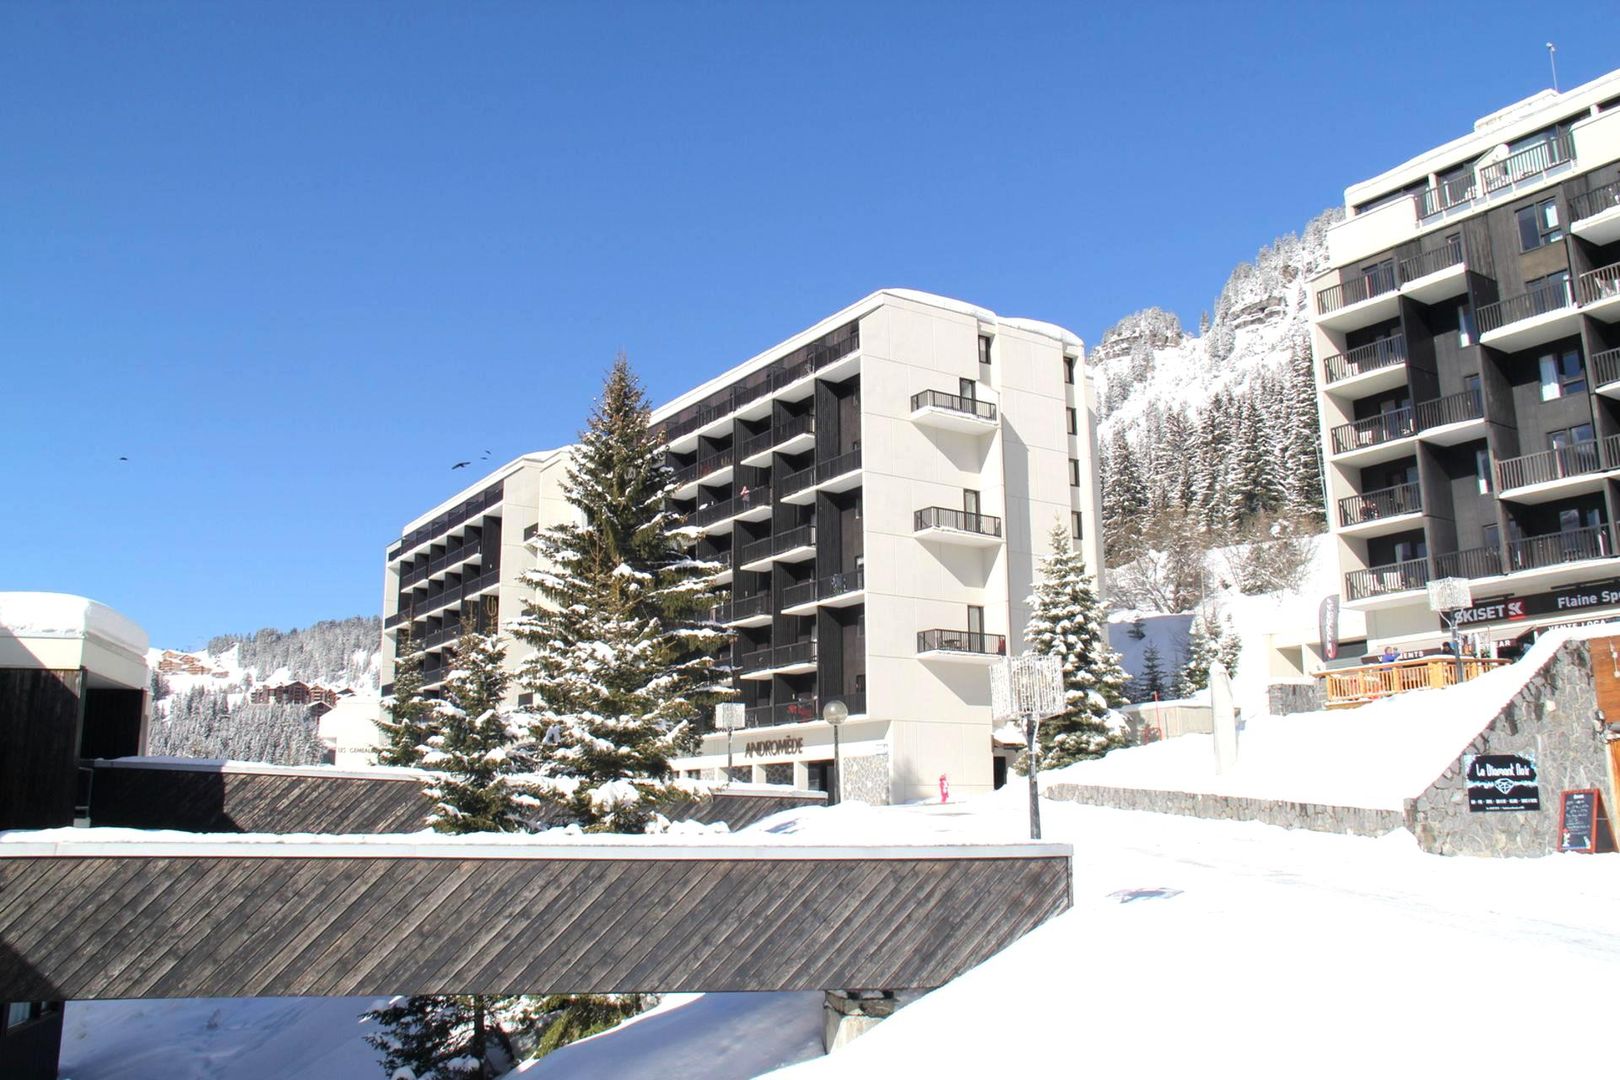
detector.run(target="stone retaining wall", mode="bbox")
[1043,782,1403,837]
[1266,680,1321,716]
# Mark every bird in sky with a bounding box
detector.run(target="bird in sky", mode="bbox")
[451,461,471,470]
[118,456,129,461]
[480,449,491,459]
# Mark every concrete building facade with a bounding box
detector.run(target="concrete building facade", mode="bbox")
[1312,69,1620,655]
[379,290,1102,803]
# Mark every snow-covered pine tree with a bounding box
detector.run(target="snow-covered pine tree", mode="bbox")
[1176,609,1241,697]
[422,626,528,834]
[513,354,730,832]
[1131,642,1167,704]
[377,628,434,768]
[364,994,540,1080]
[1025,524,1131,767]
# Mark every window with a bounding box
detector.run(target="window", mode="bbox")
[1072,511,1084,540]
[1069,458,1081,487]
[1558,506,1601,532]
[959,377,977,402]
[963,489,981,518]
[1516,198,1562,251]
[1066,407,1078,435]
[967,605,985,637]
[1392,537,1427,562]
[1483,523,1500,551]
[1063,356,1076,385]
[1538,348,1585,400]
[1475,447,1492,494]
[978,335,992,366]
[1548,423,1595,451]
[1457,301,1475,347]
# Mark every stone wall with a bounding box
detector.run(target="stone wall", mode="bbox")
[1044,782,1403,837]
[1405,640,1615,857]
[842,752,890,805]
[1266,680,1322,717]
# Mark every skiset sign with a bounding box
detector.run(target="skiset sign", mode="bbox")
[1447,580,1620,627]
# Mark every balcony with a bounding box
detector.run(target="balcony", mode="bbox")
[1322,335,1407,393]
[1329,406,1415,462]
[916,628,1007,663]
[743,698,822,729]
[781,567,866,615]
[777,447,863,505]
[1571,179,1620,245]
[1414,388,1485,444]
[399,541,486,588]
[389,565,502,627]
[388,482,503,561]
[1417,174,1478,220]
[913,506,1004,547]
[739,640,819,680]
[1344,558,1429,604]
[1477,277,1578,351]
[711,592,771,628]
[1478,132,1574,196]
[1578,261,1620,321]
[1505,525,1612,574]
[1337,482,1422,537]
[738,413,817,466]
[1434,545,1503,580]
[1494,440,1604,503]
[738,524,817,571]
[1314,263,1399,332]
[1397,240,1468,305]
[1594,348,1620,396]
[909,389,998,434]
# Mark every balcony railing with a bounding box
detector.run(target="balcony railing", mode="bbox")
[1417,174,1477,218]
[658,323,858,443]
[712,592,770,624]
[1506,525,1612,572]
[1322,335,1406,384]
[697,447,735,478]
[1479,132,1574,193]
[388,482,504,561]
[1338,482,1421,528]
[693,497,736,527]
[1578,261,1620,306]
[740,640,818,675]
[917,629,1007,656]
[781,566,865,609]
[1415,388,1483,432]
[389,565,502,628]
[1344,558,1429,601]
[1494,440,1602,491]
[671,460,700,487]
[1477,276,1574,335]
[738,413,816,460]
[1397,238,1465,282]
[914,506,1003,537]
[1593,347,1620,389]
[776,447,863,498]
[1316,262,1397,315]
[738,523,816,565]
[1434,545,1503,580]
[1314,656,1509,709]
[1330,407,1415,455]
[910,389,997,422]
[1571,178,1620,223]
[399,541,487,588]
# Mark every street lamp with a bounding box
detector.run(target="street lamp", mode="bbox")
[715,702,746,784]
[822,699,848,804]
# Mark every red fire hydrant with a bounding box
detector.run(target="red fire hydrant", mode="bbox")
[939,773,950,804]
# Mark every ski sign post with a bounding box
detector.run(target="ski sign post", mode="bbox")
[991,653,1064,840]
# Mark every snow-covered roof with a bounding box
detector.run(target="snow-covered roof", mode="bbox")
[94,756,430,783]
[0,591,148,653]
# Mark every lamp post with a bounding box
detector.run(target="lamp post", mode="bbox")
[715,702,746,784]
[822,698,848,804]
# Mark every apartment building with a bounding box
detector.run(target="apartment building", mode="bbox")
[379,290,1102,804]
[1314,69,1620,653]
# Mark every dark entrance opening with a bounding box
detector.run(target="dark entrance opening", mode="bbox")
[805,759,833,803]
[993,756,1009,790]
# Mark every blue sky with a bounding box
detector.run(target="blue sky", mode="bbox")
[1,2,1609,647]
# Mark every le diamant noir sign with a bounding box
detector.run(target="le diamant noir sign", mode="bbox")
[1464,754,1540,813]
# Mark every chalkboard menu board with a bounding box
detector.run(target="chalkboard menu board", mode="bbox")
[1558,789,1607,854]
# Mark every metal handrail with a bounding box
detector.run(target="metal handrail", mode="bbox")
[388,482,504,561]
[712,592,770,624]
[1592,347,1620,389]
[1479,132,1574,193]
[1494,440,1601,491]
[1434,546,1502,579]
[1415,388,1483,432]
[917,629,1007,655]
[1338,482,1421,528]
[782,566,865,609]
[1397,239,1464,282]
[1571,179,1620,223]
[1477,276,1574,335]
[1506,525,1611,572]
[1578,261,1620,306]
[910,389,997,421]
[1330,406,1415,455]
[1344,558,1429,601]
[1417,174,1477,218]
[1322,335,1406,384]
[400,540,487,588]
[659,323,858,442]
[1317,262,1397,315]
[914,506,1003,536]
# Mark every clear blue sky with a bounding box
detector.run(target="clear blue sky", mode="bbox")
[2,2,1609,647]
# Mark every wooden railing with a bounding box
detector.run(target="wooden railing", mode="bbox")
[1314,656,1510,709]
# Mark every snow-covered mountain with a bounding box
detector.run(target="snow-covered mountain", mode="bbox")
[1093,209,1343,565]
[150,616,382,707]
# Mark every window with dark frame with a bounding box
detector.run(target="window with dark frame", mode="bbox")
[1063,356,1076,385]
[978,335,992,366]
[1516,197,1562,251]
[1066,407,1077,435]
[1069,458,1080,487]
[1538,348,1585,400]
[1072,511,1083,540]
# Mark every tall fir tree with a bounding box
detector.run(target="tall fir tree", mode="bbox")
[1131,642,1168,704]
[1176,608,1242,697]
[1025,525,1131,768]
[512,354,730,831]
[376,628,434,768]
[421,625,528,834]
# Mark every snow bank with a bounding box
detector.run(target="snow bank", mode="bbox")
[0,591,148,653]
